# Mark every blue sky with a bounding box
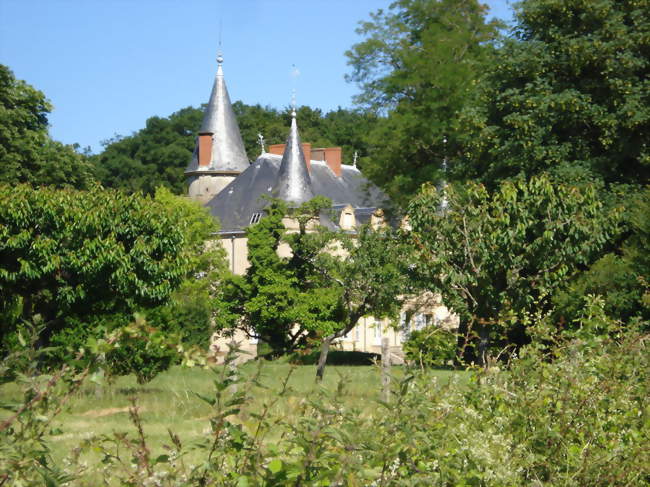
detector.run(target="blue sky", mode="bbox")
[0,0,514,153]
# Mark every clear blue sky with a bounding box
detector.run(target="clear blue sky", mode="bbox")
[0,0,514,153]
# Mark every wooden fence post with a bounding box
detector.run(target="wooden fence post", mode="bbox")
[228,340,238,394]
[381,337,391,403]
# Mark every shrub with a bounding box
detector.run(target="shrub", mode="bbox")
[402,325,457,368]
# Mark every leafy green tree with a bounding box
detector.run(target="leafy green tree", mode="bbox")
[0,64,93,188]
[91,107,203,194]
[0,184,189,358]
[215,198,340,356]
[554,187,650,324]
[216,197,412,379]
[407,175,618,365]
[145,187,228,351]
[307,224,413,380]
[458,0,650,187]
[345,0,501,206]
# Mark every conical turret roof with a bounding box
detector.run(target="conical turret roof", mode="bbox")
[272,110,314,206]
[186,53,249,173]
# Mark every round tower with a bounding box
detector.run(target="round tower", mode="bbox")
[185,53,250,203]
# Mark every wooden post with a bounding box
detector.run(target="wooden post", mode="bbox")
[381,337,391,403]
[228,340,238,394]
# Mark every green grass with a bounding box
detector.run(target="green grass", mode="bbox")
[1,362,468,484]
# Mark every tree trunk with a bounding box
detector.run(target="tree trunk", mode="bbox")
[315,336,333,382]
[455,318,473,366]
[477,323,489,368]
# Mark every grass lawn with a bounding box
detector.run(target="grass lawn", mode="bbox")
[1,362,468,484]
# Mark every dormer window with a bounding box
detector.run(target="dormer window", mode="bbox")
[249,212,263,225]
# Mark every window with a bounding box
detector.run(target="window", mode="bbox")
[249,212,263,225]
[414,313,426,330]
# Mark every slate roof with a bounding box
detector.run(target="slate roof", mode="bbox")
[206,153,389,233]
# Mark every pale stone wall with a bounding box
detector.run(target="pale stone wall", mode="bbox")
[219,236,250,275]
[187,174,236,204]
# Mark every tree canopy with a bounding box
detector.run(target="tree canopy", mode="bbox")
[457,0,650,187]
[407,175,618,364]
[0,65,93,189]
[0,184,189,354]
[345,0,501,206]
[215,197,412,378]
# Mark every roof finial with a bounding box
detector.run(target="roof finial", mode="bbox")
[440,135,449,213]
[257,133,266,155]
[353,151,358,168]
[291,89,297,118]
[442,135,448,172]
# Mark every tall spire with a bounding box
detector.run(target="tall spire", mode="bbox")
[273,109,314,206]
[194,52,249,172]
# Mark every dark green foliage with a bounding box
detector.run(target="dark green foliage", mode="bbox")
[105,315,180,385]
[91,107,202,194]
[0,64,93,188]
[346,0,501,206]
[459,0,650,188]
[554,187,650,324]
[402,325,457,368]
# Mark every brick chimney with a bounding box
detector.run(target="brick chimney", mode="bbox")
[198,132,213,167]
[324,147,342,177]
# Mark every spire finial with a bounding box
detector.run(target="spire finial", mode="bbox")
[353,151,358,168]
[291,89,297,118]
[257,133,266,155]
[217,50,223,65]
[442,135,448,172]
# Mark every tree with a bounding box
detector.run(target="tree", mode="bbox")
[345,0,501,206]
[407,174,618,365]
[215,197,412,379]
[553,187,650,324]
[144,187,228,351]
[91,107,203,195]
[0,64,93,188]
[458,0,650,188]
[215,198,341,356]
[306,224,413,380]
[0,184,189,358]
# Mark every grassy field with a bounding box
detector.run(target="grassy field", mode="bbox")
[1,362,468,484]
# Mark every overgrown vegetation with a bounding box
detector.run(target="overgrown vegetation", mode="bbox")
[1,299,647,485]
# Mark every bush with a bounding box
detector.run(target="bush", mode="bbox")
[402,325,457,368]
